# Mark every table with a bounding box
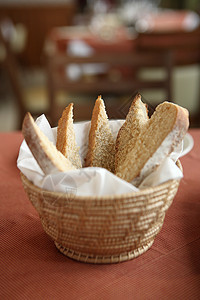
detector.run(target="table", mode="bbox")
[46,25,136,54]
[45,10,200,66]
[1,130,200,299]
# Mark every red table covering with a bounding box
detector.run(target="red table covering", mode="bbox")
[0,130,200,299]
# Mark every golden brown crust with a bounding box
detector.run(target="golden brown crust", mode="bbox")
[115,93,149,173]
[115,102,189,184]
[22,112,75,174]
[56,103,82,168]
[85,95,115,172]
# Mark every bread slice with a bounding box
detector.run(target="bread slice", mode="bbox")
[22,112,76,174]
[56,103,82,168]
[115,102,189,185]
[85,95,115,172]
[115,93,149,172]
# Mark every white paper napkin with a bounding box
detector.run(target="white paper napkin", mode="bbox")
[17,115,183,196]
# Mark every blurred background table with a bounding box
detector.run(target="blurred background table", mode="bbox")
[0,1,200,130]
[44,10,200,124]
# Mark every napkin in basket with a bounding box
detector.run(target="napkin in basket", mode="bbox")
[17,114,183,196]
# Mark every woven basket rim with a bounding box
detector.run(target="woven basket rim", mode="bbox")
[20,159,182,201]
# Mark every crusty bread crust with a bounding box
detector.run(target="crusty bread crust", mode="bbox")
[115,93,149,172]
[56,103,82,168]
[115,102,189,184]
[85,95,115,172]
[22,113,75,174]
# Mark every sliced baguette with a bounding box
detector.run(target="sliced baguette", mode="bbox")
[115,102,189,185]
[85,95,115,172]
[115,93,149,172]
[56,103,82,168]
[22,112,76,174]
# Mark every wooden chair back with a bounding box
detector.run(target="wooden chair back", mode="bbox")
[46,48,173,124]
[0,18,26,128]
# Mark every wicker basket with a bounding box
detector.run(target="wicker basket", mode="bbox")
[21,161,181,264]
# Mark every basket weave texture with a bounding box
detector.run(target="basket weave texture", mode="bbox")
[21,162,181,264]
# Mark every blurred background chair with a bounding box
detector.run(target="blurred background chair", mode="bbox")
[0,2,77,66]
[0,18,27,129]
[0,18,50,129]
[0,1,76,131]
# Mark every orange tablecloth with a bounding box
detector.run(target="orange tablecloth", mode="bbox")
[1,130,200,299]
